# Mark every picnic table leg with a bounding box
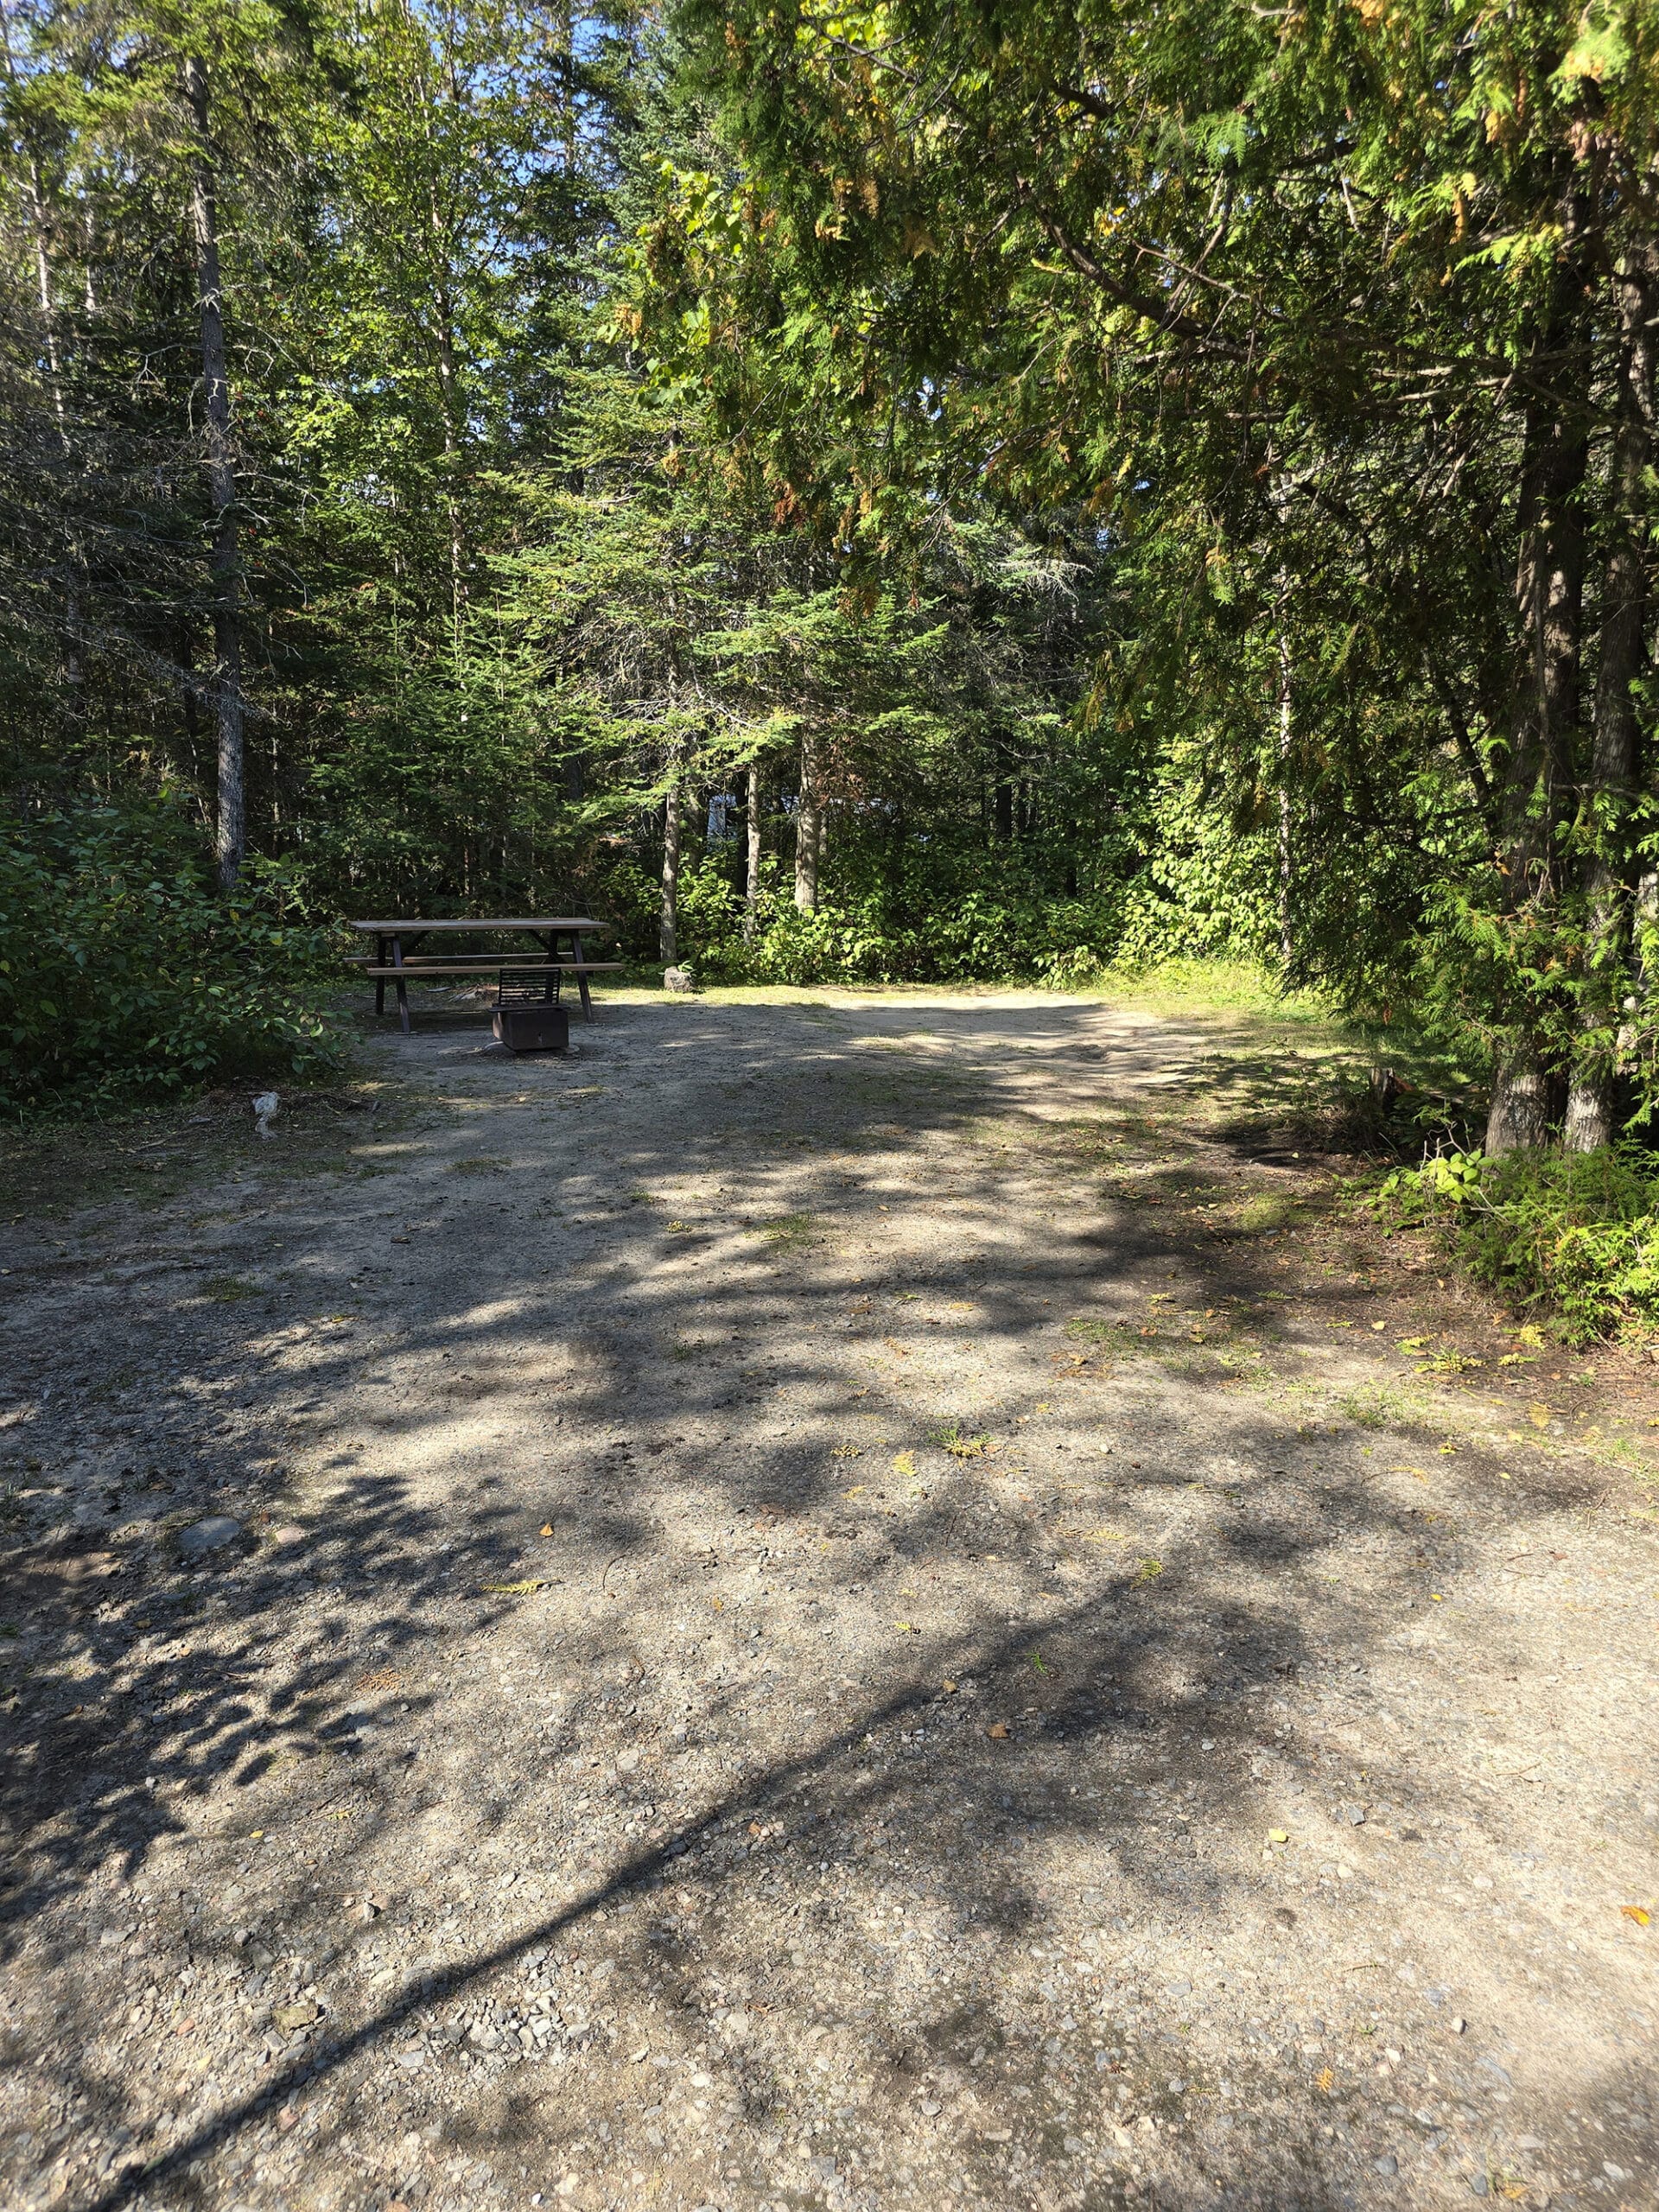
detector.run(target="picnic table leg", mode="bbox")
[392,936,410,1034]
[374,935,386,1019]
[558,931,594,1021]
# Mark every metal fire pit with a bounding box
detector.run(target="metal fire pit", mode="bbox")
[493,968,570,1054]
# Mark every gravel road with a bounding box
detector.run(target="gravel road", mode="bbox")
[2,986,1656,2212]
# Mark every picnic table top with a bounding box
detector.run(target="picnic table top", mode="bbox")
[347,916,606,934]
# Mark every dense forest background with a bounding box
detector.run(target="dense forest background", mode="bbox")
[2,0,1656,1157]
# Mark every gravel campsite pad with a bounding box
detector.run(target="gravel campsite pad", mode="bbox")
[2,986,1657,2212]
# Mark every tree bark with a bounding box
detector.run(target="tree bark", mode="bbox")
[184,55,245,888]
[794,731,822,912]
[1484,188,1592,1153]
[1564,238,1658,1151]
[659,778,681,963]
[3,86,87,720]
[1276,617,1293,969]
[1486,1052,1553,1155]
[744,758,762,942]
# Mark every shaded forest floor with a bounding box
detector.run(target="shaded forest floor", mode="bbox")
[2,982,1656,2212]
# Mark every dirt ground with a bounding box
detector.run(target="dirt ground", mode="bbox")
[2,982,1656,2212]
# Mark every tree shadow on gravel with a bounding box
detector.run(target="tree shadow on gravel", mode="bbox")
[0,995,1634,2212]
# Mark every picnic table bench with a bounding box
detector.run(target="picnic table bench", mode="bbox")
[346,918,620,1033]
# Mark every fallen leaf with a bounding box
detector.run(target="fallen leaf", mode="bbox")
[1622,1905,1651,1926]
[987,1722,1010,1740]
[539,1523,554,1537]
[892,1450,916,1477]
[942,1679,957,1694]
[1131,1555,1163,1585]
[1528,1404,1552,1428]
[894,1620,918,1634]
[480,1578,551,1595]
[1268,1829,1290,1844]
[710,1596,724,1611]
[1314,2067,1335,2093]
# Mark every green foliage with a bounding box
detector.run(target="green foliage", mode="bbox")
[1376,1147,1659,1344]
[0,804,338,1116]
[674,863,1128,987]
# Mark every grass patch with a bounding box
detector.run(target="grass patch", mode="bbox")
[753,1211,821,1252]
[1233,1192,1304,1231]
[1065,1315,1141,1351]
[1338,1381,1424,1431]
[448,1155,511,1176]
[931,1424,995,1459]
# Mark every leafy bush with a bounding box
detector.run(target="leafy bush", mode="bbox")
[0,803,339,1116]
[1375,1145,1659,1343]
[671,853,1132,987]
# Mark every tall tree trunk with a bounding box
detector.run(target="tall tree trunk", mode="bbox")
[659,777,681,963]
[1484,194,1591,1154]
[994,750,1014,843]
[420,23,467,644]
[22,156,83,713]
[432,264,466,640]
[3,8,85,721]
[1564,238,1658,1151]
[744,758,762,943]
[1275,612,1293,969]
[184,55,245,889]
[795,731,822,912]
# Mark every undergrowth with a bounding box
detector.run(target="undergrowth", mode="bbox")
[1375,1146,1659,1344]
[0,801,339,1117]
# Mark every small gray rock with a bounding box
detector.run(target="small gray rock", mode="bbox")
[1374,2154,1398,2176]
[1469,2178,1490,2199]
[1341,1802,1366,1826]
[178,1516,241,1557]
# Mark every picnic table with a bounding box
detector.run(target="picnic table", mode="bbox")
[346,917,620,1033]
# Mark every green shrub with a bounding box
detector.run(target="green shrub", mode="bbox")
[678,854,1131,988]
[0,802,340,1116]
[1375,1145,1659,1343]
